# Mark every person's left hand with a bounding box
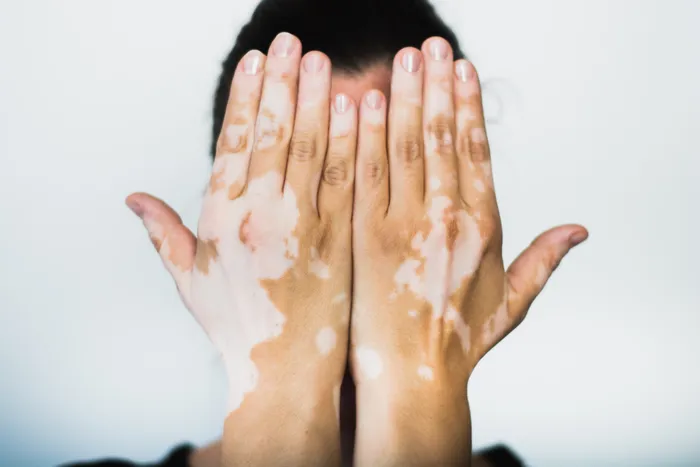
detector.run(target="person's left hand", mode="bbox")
[349,37,588,465]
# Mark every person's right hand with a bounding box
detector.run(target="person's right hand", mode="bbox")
[126,32,357,466]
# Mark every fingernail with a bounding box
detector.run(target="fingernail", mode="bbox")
[430,38,448,61]
[365,90,383,110]
[456,61,474,82]
[243,51,262,75]
[303,53,324,73]
[569,231,588,247]
[402,50,421,73]
[335,93,349,113]
[126,199,144,218]
[272,32,295,57]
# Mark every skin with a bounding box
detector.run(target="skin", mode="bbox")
[350,38,588,466]
[128,33,355,466]
[127,33,588,467]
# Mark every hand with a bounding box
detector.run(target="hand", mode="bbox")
[350,37,588,465]
[126,32,357,466]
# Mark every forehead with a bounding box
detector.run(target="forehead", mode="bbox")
[329,64,393,106]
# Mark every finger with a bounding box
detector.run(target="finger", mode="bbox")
[454,60,496,215]
[354,89,389,221]
[246,32,302,196]
[318,93,358,221]
[506,225,589,321]
[284,51,332,214]
[211,50,266,200]
[387,47,425,216]
[421,37,459,204]
[126,193,196,307]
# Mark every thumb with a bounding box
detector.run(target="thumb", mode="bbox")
[126,192,196,306]
[506,224,588,322]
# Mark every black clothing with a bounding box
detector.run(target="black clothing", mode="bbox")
[62,443,525,467]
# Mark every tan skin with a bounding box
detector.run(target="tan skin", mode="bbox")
[128,33,587,467]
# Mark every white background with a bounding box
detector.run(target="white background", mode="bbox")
[1,1,698,466]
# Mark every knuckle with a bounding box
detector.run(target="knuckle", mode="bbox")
[363,160,384,184]
[394,134,422,164]
[469,127,489,162]
[254,109,285,152]
[323,158,349,186]
[457,128,470,156]
[289,131,317,161]
[428,118,454,156]
[469,140,488,162]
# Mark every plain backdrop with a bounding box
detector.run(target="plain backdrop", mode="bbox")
[1,1,699,466]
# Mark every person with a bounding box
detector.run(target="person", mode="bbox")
[65,0,587,465]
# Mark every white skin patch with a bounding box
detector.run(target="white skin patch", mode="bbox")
[255,87,292,151]
[445,305,471,354]
[482,298,509,347]
[417,365,434,381]
[473,179,485,193]
[332,292,347,305]
[481,161,492,179]
[354,347,383,380]
[429,176,442,192]
[408,309,418,318]
[394,196,482,320]
[394,259,423,297]
[458,105,477,122]
[149,231,193,310]
[210,151,249,193]
[286,236,299,258]
[411,232,425,250]
[309,247,330,279]
[315,327,337,356]
[225,123,247,151]
[188,172,301,413]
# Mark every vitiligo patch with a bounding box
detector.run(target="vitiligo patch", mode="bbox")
[354,346,383,380]
[309,247,331,279]
[316,327,337,356]
[417,364,434,381]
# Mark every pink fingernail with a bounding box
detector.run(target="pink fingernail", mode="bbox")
[401,50,421,73]
[126,199,144,217]
[243,51,262,75]
[335,94,349,113]
[272,32,295,57]
[569,231,588,247]
[456,61,474,82]
[365,90,383,110]
[303,53,324,73]
[430,38,448,61]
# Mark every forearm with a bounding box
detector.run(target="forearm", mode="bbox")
[220,377,342,466]
[354,380,472,466]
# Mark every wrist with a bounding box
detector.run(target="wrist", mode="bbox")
[355,373,472,466]
[221,383,341,466]
[220,358,344,466]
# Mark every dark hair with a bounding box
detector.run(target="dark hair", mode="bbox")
[211,0,466,158]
